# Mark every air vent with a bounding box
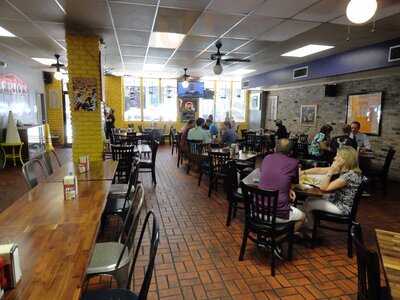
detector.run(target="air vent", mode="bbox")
[242,80,250,89]
[293,66,308,79]
[388,45,400,62]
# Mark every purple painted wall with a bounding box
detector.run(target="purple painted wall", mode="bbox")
[243,38,400,89]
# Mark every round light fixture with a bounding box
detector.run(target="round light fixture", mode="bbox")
[213,59,223,75]
[54,71,63,81]
[346,0,377,24]
[182,80,189,88]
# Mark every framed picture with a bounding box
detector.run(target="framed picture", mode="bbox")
[180,98,198,122]
[267,95,278,121]
[72,77,98,111]
[250,92,261,110]
[346,92,383,136]
[300,104,317,126]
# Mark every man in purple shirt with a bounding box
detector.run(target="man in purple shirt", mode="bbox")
[259,139,305,232]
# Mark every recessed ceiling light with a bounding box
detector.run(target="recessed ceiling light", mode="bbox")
[228,69,256,76]
[0,26,15,37]
[32,57,57,65]
[149,32,186,49]
[282,44,334,58]
[143,64,164,71]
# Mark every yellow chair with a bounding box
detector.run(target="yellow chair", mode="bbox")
[0,142,24,168]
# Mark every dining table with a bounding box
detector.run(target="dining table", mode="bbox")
[0,178,112,300]
[242,168,326,197]
[375,229,400,300]
[203,148,258,162]
[46,160,118,182]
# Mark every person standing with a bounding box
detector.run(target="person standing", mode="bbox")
[207,114,218,138]
[275,120,288,139]
[349,121,371,150]
[105,109,115,139]
[308,124,333,160]
[221,121,237,145]
[259,139,305,233]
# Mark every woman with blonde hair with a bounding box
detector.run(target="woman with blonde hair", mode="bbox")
[301,146,363,229]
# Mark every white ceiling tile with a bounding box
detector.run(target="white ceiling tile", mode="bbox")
[236,40,273,53]
[217,38,251,52]
[117,29,150,46]
[208,0,265,15]
[147,47,174,58]
[121,45,147,56]
[294,0,348,23]
[0,1,25,20]
[179,35,216,51]
[24,36,63,53]
[109,0,157,4]
[256,0,320,18]
[0,20,43,38]
[110,3,156,31]
[36,22,66,40]
[124,56,145,64]
[258,20,321,42]
[190,12,242,37]
[9,0,65,22]
[225,15,283,39]
[160,0,211,10]
[154,7,202,34]
[146,57,168,64]
[173,50,201,61]
[66,0,111,29]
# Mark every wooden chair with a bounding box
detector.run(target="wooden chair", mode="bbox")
[364,147,395,194]
[111,144,136,184]
[199,151,230,197]
[245,132,259,153]
[351,223,390,300]
[224,161,245,226]
[83,211,160,300]
[186,140,204,175]
[139,140,159,185]
[239,183,295,276]
[312,180,366,257]
[170,128,178,155]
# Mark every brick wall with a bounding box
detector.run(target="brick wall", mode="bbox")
[66,34,104,162]
[45,79,64,144]
[265,71,400,180]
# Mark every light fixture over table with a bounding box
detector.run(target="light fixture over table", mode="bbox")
[346,0,377,24]
[182,68,190,88]
[51,54,65,81]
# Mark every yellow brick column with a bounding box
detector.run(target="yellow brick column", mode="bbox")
[105,75,124,128]
[66,34,104,162]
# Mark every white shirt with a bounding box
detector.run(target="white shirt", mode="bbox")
[350,132,371,150]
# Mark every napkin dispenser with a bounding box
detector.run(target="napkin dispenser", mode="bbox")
[63,175,78,200]
[0,244,22,289]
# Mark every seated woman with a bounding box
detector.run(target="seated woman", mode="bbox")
[308,124,333,160]
[301,146,363,229]
[221,121,237,145]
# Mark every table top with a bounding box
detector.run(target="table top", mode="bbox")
[203,149,257,162]
[242,168,325,197]
[46,160,118,182]
[375,229,400,300]
[0,180,111,300]
[0,142,24,147]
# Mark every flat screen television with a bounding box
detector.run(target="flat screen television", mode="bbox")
[177,81,204,98]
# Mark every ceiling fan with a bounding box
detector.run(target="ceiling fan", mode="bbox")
[210,40,251,75]
[51,54,65,81]
[181,68,191,88]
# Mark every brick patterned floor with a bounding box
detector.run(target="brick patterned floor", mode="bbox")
[2,146,399,299]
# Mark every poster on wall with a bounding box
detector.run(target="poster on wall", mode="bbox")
[267,95,278,121]
[300,104,317,126]
[179,98,197,122]
[346,92,382,135]
[250,92,260,110]
[72,77,97,111]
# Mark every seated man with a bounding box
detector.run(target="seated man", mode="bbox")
[259,139,305,233]
[221,121,236,145]
[349,121,371,150]
[188,118,211,144]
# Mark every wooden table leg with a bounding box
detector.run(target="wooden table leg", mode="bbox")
[19,144,24,165]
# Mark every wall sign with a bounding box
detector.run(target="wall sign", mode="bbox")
[72,77,98,111]
[300,104,317,126]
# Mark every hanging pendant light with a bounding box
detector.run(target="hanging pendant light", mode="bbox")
[181,68,190,88]
[213,58,223,75]
[51,54,65,81]
[346,0,377,24]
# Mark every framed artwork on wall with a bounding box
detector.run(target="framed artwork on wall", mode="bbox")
[346,92,383,136]
[267,95,278,121]
[300,104,317,126]
[249,92,261,110]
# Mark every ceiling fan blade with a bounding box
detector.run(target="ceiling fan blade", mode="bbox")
[210,53,218,60]
[221,58,251,63]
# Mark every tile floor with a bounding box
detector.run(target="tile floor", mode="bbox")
[1,145,399,299]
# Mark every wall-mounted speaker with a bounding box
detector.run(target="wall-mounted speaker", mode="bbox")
[43,71,53,84]
[324,84,337,97]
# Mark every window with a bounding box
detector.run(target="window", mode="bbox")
[215,81,231,122]
[160,79,177,121]
[199,80,215,119]
[143,78,160,121]
[231,81,246,122]
[124,77,141,121]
